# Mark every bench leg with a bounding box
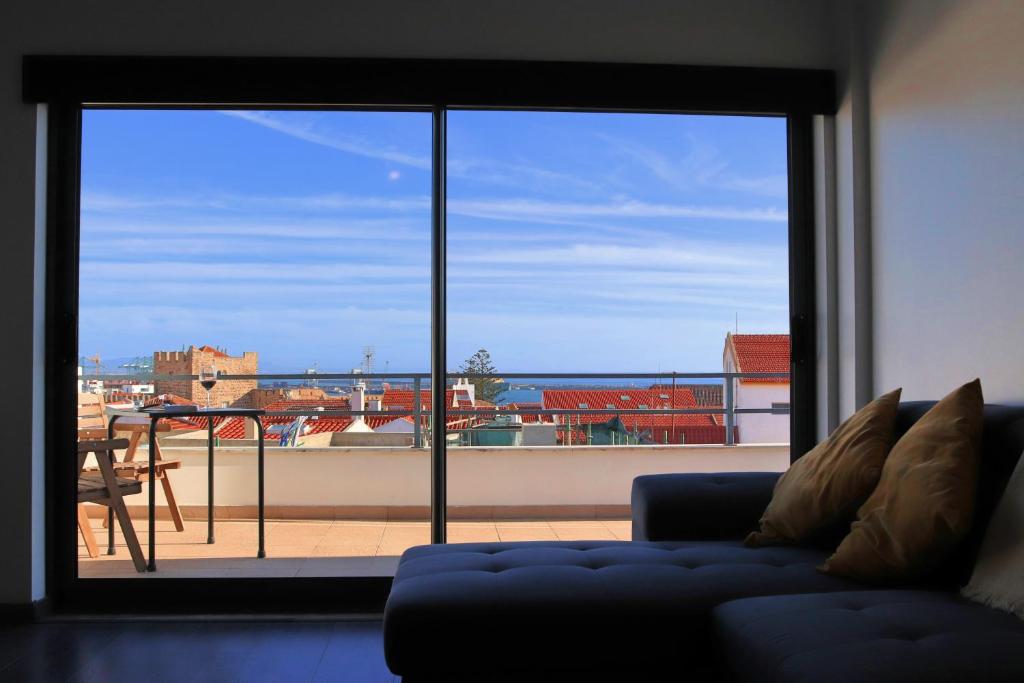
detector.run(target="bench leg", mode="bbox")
[96,450,147,573]
[78,504,99,558]
[160,472,185,532]
[110,496,147,573]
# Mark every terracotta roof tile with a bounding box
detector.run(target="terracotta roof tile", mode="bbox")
[195,345,230,357]
[729,334,790,384]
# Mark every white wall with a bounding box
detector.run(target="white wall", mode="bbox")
[0,0,844,605]
[150,444,789,507]
[735,384,791,444]
[863,0,1024,403]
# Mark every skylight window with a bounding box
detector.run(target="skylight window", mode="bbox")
[606,404,615,409]
[578,403,589,409]
[639,404,649,410]
[659,393,670,400]
[620,395,631,401]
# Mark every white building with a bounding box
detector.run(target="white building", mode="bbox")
[723,333,790,444]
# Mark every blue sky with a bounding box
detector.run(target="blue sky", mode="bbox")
[79,109,788,375]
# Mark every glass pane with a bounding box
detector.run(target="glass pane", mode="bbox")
[77,109,432,578]
[445,111,790,541]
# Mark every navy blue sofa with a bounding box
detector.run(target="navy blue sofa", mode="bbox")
[383,403,1024,681]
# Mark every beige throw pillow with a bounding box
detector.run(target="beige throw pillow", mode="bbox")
[745,388,902,548]
[821,379,984,582]
[961,452,1024,618]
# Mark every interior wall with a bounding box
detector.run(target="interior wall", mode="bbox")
[0,0,842,605]
[864,0,1024,403]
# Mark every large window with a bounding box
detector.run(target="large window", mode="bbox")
[445,111,791,541]
[77,109,433,578]
[29,56,827,609]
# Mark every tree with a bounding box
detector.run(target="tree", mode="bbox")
[458,348,501,404]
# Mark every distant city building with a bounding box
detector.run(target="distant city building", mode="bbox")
[250,386,329,409]
[648,383,723,407]
[152,345,258,408]
[723,333,791,444]
[541,389,730,445]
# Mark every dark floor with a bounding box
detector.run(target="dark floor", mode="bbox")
[0,619,396,682]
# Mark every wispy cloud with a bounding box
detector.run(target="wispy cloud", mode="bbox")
[600,133,788,199]
[447,241,778,269]
[81,190,432,215]
[79,262,428,282]
[448,197,787,223]
[82,190,786,224]
[82,217,430,241]
[81,192,231,212]
[220,110,431,169]
[221,110,598,195]
[446,157,600,195]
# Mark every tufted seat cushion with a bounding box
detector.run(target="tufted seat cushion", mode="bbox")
[713,590,1024,683]
[384,540,866,677]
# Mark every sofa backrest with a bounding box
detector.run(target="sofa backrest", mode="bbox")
[894,401,1024,586]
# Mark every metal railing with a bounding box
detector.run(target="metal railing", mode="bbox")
[88,371,791,447]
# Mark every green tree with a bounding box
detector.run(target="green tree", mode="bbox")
[458,348,501,403]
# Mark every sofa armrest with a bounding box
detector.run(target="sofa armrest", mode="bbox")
[631,472,781,541]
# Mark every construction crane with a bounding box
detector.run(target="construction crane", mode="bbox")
[82,353,102,375]
[361,346,376,375]
[120,356,153,376]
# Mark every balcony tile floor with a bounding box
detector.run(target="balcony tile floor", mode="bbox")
[78,517,633,578]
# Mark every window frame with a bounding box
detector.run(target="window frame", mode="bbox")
[26,56,831,614]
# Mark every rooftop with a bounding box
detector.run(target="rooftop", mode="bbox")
[727,334,791,384]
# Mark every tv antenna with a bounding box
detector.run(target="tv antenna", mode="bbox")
[361,346,376,375]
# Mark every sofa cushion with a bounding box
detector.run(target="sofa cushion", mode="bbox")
[822,379,985,582]
[963,453,1024,618]
[714,590,1024,683]
[890,402,1024,586]
[384,540,866,676]
[746,388,901,548]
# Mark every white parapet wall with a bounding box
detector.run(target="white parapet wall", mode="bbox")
[139,444,790,509]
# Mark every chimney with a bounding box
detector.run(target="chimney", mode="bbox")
[351,381,366,424]
[453,377,476,406]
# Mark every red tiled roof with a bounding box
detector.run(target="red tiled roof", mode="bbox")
[144,393,194,406]
[214,412,413,440]
[542,389,715,428]
[380,389,458,411]
[649,383,724,407]
[195,345,229,357]
[729,334,790,384]
[504,402,551,424]
[542,389,739,444]
[137,394,220,431]
[263,398,350,411]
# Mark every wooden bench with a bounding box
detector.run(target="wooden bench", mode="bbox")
[78,439,146,572]
[77,393,185,553]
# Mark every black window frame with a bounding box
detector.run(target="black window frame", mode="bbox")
[25,56,832,614]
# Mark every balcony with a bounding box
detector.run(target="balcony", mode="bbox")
[78,371,790,578]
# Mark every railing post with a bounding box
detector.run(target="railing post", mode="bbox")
[725,375,735,446]
[413,377,422,448]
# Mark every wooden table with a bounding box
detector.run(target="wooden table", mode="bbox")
[109,407,266,572]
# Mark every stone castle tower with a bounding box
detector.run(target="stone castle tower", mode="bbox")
[152,345,258,407]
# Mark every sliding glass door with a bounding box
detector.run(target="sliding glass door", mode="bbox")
[77,109,433,579]
[444,111,792,541]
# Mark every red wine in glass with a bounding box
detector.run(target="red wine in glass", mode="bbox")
[199,365,218,408]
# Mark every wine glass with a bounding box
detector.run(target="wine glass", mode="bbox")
[199,364,218,409]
